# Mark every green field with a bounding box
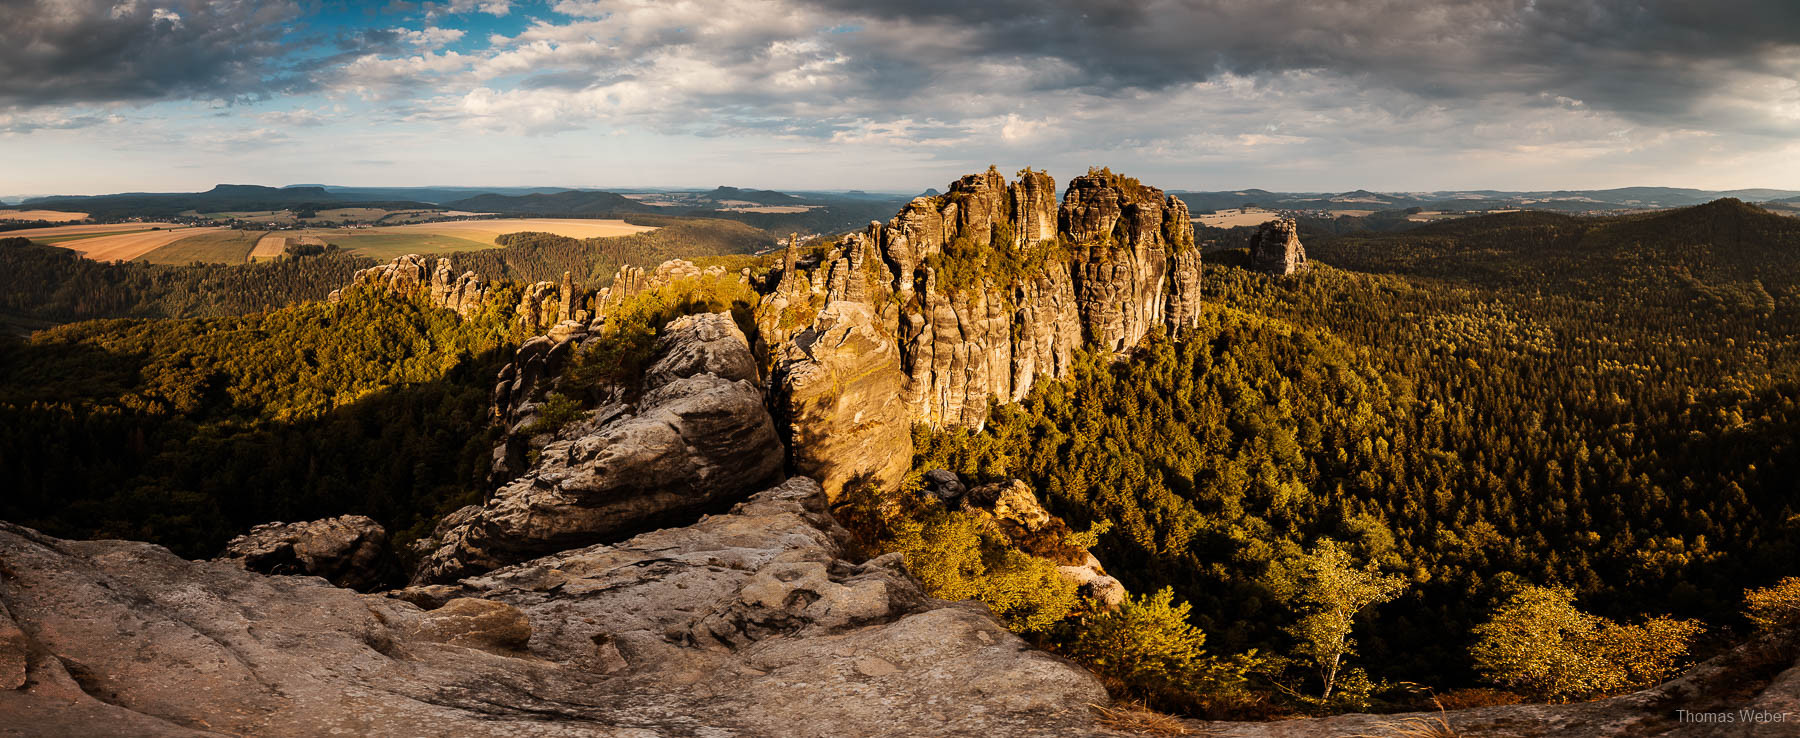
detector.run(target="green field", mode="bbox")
[137,230,269,265]
[312,232,492,259]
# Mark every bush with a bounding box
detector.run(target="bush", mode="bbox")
[1743,577,1800,631]
[883,497,1079,634]
[1065,588,1263,716]
[1470,585,1703,701]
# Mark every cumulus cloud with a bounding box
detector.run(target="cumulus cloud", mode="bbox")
[0,0,305,108]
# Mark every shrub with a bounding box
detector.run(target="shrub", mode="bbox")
[1470,585,1703,701]
[1743,577,1800,631]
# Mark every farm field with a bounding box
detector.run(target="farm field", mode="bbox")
[277,229,493,260]
[58,226,227,262]
[138,230,268,265]
[1193,207,1283,228]
[0,209,88,222]
[7,222,187,239]
[379,218,655,243]
[248,233,328,261]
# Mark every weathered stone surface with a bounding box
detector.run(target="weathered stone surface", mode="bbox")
[0,478,1114,737]
[415,311,785,583]
[1249,217,1306,276]
[770,301,912,501]
[403,597,531,654]
[216,514,394,591]
[645,312,760,388]
[329,254,489,316]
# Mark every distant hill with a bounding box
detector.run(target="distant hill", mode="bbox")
[702,186,801,205]
[23,185,433,218]
[447,188,910,235]
[1171,186,1800,214]
[443,190,654,216]
[303,185,573,205]
[1313,198,1800,295]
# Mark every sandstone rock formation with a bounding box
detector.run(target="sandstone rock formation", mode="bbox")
[0,478,1114,737]
[768,299,913,501]
[1249,217,1307,275]
[216,514,394,591]
[414,312,785,584]
[757,166,1203,450]
[329,254,489,316]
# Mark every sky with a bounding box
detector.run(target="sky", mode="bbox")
[3,0,1800,196]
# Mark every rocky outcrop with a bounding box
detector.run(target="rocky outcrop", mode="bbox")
[769,300,912,501]
[216,515,394,591]
[0,478,1113,737]
[329,254,489,316]
[758,166,1202,442]
[415,312,785,584]
[1249,217,1306,275]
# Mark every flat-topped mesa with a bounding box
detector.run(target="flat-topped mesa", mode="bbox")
[757,166,1203,501]
[1249,217,1306,275]
[329,254,490,316]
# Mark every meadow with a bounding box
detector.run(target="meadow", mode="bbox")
[138,230,269,265]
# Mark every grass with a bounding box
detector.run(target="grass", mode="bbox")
[1089,702,1203,736]
[136,230,268,265]
[1348,700,1460,738]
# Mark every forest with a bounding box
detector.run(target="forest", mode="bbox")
[898,200,1800,714]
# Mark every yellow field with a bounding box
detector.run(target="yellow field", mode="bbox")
[376,218,655,244]
[249,234,327,261]
[62,226,227,262]
[1194,207,1283,228]
[250,233,291,260]
[7,222,186,238]
[720,205,815,214]
[0,209,88,222]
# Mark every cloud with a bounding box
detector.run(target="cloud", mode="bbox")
[0,0,306,108]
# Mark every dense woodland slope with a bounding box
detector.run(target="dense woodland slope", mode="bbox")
[910,199,1800,710]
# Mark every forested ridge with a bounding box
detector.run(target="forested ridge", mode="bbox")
[908,199,1800,711]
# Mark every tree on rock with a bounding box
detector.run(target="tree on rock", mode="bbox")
[1276,538,1406,700]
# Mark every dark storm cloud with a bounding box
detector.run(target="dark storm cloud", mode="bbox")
[805,0,1800,130]
[0,0,307,107]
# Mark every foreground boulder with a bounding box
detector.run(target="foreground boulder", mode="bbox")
[413,312,786,584]
[216,514,394,591]
[0,478,1112,737]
